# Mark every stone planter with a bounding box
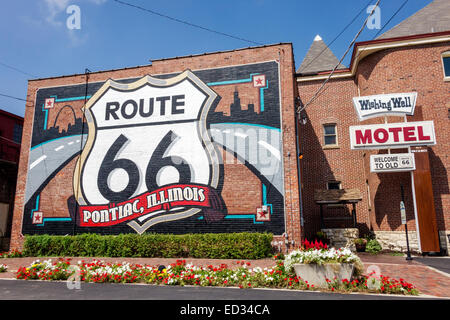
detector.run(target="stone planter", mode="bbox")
[293,263,354,288]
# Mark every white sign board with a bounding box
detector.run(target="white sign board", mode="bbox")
[370,153,415,173]
[349,121,436,150]
[400,201,407,225]
[352,92,417,120]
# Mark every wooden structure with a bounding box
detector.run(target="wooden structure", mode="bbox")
[314,189,363,229]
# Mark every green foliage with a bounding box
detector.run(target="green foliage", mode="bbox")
[365,239,382,254]
[23,232,273,259]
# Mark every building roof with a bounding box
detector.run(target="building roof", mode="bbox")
[314,189,362,204]
[377,0,450,39]
[296,35,346,74]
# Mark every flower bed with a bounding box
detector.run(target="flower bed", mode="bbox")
[14,257,419,295]
[0,249,24,258]
[0,264,7,273]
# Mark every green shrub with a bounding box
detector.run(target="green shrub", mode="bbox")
[23,232,273,259]
[365,239,382,254]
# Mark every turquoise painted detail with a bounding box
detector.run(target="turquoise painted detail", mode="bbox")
[214,122,280,132]
[259,80,269,112]
[225,215,264,224]
[38,218,72,226]
[31,134,84,150]
[262,183,273,215]
[53,95,91,102]
[207,73,260,86]
[207,78,252,86]
[263,184,267,204]
[197,214,263,224]
[207,73,269,113]
[31,193,72,227]
[41,104,49,131]
[31,195,40,218]
[41,95,90,130]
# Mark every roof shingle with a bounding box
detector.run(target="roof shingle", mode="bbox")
[297,35,346,74]
[377,0,450,39]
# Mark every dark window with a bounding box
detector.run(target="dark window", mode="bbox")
[323,124,337,146]
[443,56,450,77]
[327,181,341,190]
[12,124,23,144]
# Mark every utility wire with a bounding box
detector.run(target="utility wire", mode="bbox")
[298,0,409,110]
[372,0,409,39]
[0,92,32,102]
[299,0,374,73]
[297,0,382,113]
[112,0,263,46]
[0,61,37,78]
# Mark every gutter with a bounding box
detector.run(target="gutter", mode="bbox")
[296,31,450,82]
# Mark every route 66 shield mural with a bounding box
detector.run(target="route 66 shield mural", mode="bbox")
[21,60,286,236]
[73,70,224,234]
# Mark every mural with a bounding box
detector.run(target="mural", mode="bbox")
[22,61,285,235]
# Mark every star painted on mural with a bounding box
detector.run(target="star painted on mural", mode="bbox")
[33,211,43,224]
[44,98,55,109]
[253,75,266,88]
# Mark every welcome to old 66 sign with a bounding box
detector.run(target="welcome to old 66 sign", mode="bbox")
[73,71,224,234]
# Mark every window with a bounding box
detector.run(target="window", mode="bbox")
[12,124,23,144]
[327,181,341,190]
[442,52,450,79]
[323,124,337,146]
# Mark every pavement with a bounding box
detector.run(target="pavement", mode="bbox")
[0,253,449,299]
[0,279,430,301]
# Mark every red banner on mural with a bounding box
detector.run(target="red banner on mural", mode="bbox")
[79,184,212,227]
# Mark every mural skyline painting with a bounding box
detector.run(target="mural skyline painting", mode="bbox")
[22,61,286,236]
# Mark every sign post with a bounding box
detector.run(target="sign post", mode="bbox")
[400,185,412,261]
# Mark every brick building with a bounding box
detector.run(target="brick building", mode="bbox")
[8,0,450,255]
[0,109,23,250]
[297,0,450,254]
[10,44,302,251]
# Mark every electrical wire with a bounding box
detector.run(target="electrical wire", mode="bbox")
[112,0,263,46]
[297,0,382,114]
[0,61,37,78]
[372,0,409,39]
[297,0,409,111]
[0,92,32,102]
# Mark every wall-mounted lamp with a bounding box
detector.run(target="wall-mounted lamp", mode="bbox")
[300,114,308,125]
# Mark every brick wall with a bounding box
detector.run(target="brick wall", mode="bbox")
[297,41,450,240]
[10,44,301,250]
[356,42,450,233]
[297,77,369,238]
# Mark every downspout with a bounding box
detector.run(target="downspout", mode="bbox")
[294,100,304,241]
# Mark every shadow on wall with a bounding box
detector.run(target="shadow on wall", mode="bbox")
[373,171,414,231]
[373,148,448,234]
[428,149,449,232]
[299,105,366,239]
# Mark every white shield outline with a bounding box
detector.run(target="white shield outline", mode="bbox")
[73,70,220,234]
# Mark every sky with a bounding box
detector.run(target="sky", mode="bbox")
[0,0,433,117]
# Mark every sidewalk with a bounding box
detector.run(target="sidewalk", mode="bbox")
[1,254,449,298]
